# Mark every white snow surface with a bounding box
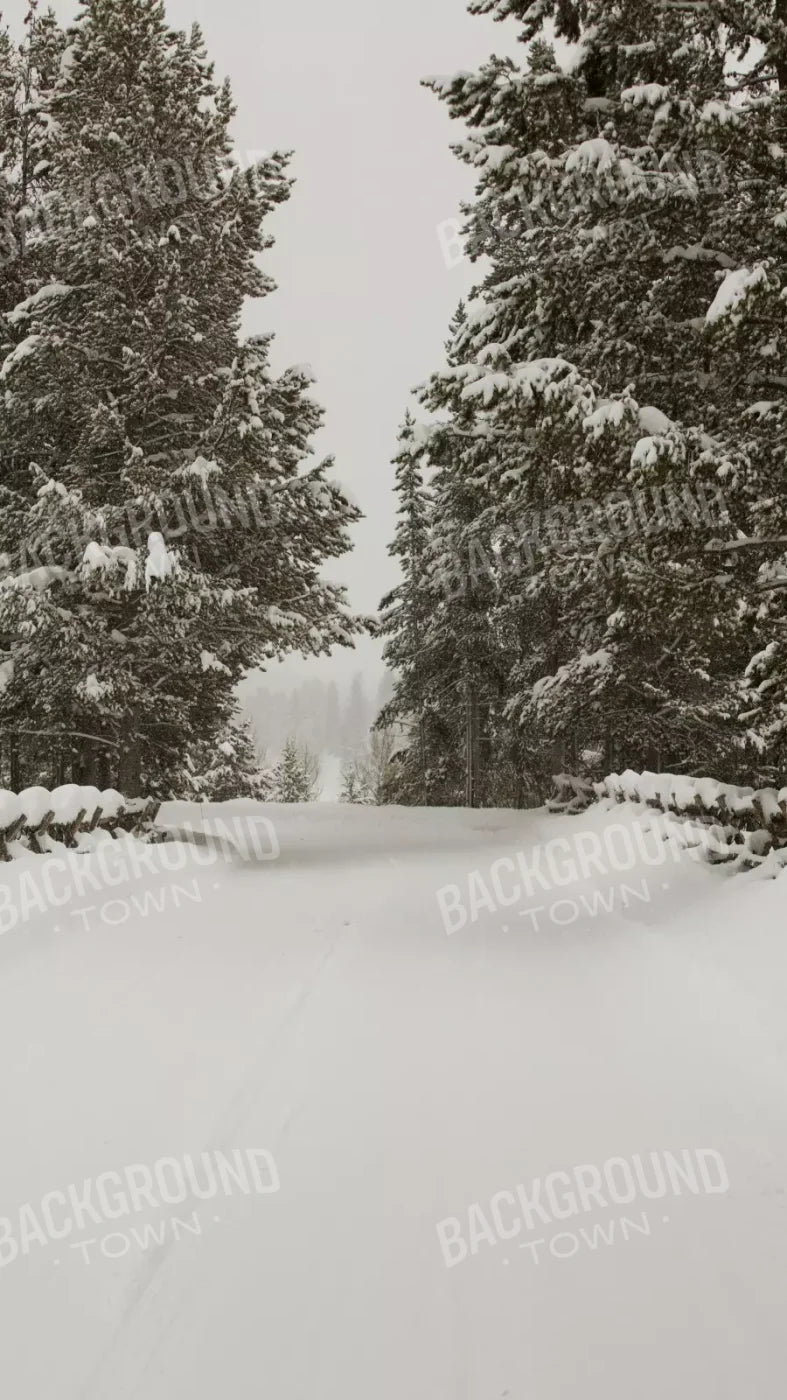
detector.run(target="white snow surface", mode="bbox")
[200,649,231,675]
[145,531,175,588]
[583,398,627,437]
[565,136,617,174]
[620,82,670,107]
[631,433,675,468]
[83,542,138,590]
[49,783,85,823]
[81,673,110,702]
[700,99,740,126]
[7,282,74,325]
[706,264,769,325]
[178,455,221,484]
[17,786,52,826]
[638,404,673,434]
[2,799,787,1397]
[0,789,22,827]
[2,564,69,592]
[100,787,125,819]
[0,333,42,379]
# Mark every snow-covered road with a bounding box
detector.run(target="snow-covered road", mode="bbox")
[2,800,787,1398]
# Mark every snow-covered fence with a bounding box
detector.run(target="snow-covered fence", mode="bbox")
[547,773,598,815]
[549,769,787,873]
[0,786,161,861]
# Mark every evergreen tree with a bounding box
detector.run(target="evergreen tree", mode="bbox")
[406,0,785,789]
[187,715,273,803]
[382,327,525,805]
[273,736,316,803]
[339,759,367,804]
[340,730,394,804]
[358,727,395,804]
[0,0,360,795]
[0,2,65,317]
[376,414,435,802]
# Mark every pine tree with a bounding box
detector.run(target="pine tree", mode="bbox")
[340,730,393,804]
[0,0,361,794]
[0,3,65,317]
[339,759,366,803]
[187,715,273,803]
[377,414,435,802]
[358,727,395,804]
[410,0,783,785]
[383,322,525,806]
[273,736,316,803]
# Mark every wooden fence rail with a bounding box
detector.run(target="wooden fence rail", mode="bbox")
[549,769,787,873]
[0,785,162,861]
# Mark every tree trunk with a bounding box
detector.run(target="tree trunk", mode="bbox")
[465,679,480,808]
[777,0,787,89]
[10,739,20,793]
[98,750,112,790]
[550,734,566,773]
[117,740,142,797]
[604,728,615,775]
[73,739,98,786]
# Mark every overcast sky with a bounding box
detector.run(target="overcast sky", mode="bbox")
[13,0,524,691]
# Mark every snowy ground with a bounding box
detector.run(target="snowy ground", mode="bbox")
[2,798,787,1398]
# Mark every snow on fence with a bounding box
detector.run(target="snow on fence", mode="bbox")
[0,785,162,861]
[549,769,787,873]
